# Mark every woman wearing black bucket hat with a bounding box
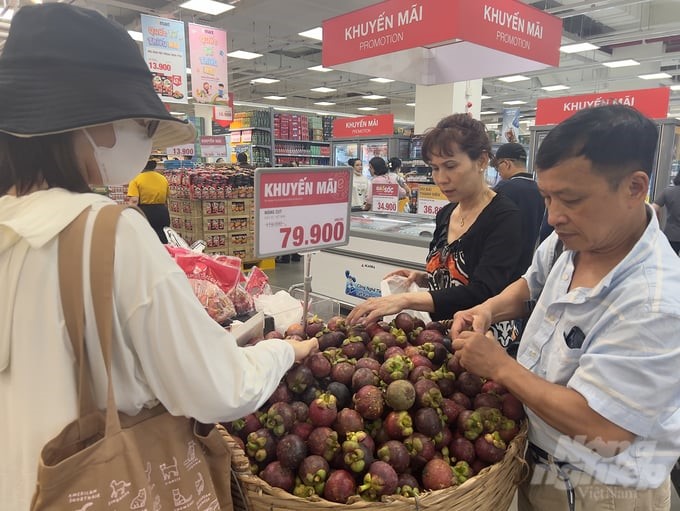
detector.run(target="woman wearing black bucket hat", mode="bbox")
[0,5,317,508]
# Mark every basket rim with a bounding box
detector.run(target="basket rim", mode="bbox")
[218,421,528,507]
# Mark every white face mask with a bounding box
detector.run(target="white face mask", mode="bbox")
[83,119,153,185]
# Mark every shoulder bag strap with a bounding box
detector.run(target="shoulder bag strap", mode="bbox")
[58,207,97,416]
[89,204,135,437]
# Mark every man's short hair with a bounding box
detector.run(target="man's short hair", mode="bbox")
[535,105,657,187]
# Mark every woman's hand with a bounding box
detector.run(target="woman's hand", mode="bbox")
[383,269,427,288]
[285,338,319,363]
[346,293,410,325]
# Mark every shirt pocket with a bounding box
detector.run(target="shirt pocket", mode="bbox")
[546,332,586,385]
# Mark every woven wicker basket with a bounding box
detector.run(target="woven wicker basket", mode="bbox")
[219,423,528,511]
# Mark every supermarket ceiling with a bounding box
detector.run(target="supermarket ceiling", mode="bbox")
[2,0,680,129]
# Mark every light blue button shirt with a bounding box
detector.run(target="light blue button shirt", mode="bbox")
[518,208,680,489]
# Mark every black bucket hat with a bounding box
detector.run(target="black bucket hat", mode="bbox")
[0,4,195,148]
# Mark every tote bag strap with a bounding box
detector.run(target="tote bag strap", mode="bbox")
[58,207,98,416]
[89,204,137,437]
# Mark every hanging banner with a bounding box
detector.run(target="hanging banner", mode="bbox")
[322,0,561,85]
[535,87,671,125]
[333,114,394,138]
[500,108,521,143]
[141,15,188,104]
[189,23,229,105]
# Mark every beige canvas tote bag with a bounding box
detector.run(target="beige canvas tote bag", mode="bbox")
[31,205,233,511]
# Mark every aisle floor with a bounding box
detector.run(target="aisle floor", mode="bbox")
[261,260,680,511]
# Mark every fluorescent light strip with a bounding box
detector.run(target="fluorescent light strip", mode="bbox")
[406,103,416,107]
[299,27,323,41]
[314,101,336,106]
[480,95,492,100]
[263,95,286,100]
[541,85,570,91]
[503,100,526,105]
[560,42,600,53]
[308,65,333,72]
[639,72,672,80]
[179,0,235,16]
[370,78,395,83]
[128,30,143,42]
[251,77,280,84]
[310,86,336,93]
[670,85,680,91]
[227,50,262,60]
[357,107,378,111]
[480,111,498,115]
[362,94,386,100]
[602,59,640,68]
[498,75,530,83]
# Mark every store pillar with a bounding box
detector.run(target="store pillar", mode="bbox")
[414,80,482,134]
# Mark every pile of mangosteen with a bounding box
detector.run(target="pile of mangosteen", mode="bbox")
[228,312,526,504]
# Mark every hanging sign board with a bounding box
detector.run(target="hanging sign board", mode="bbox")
[322,0,561,85]
[535,87,671,125]
[213,94,234,128]
[188,23,229,105]
[200,136,227,158]
[141,15,188,103]
[333,114,394,138]
[416,185,448,216]
[371,182,399,213]
[255,167,352,257]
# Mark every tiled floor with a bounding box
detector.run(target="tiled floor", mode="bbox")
[262,259,680,510]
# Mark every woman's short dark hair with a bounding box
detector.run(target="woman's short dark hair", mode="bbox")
[0,131,90,196]
[535,105,658,188]
[369,157,389,176]
[388,157,402,171]
[421,114,491,163]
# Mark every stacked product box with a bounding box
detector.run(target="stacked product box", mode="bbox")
[274,113,310,141]
[166,167,256,258]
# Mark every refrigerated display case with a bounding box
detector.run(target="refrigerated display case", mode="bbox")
[309,211,436,308]
[528,119,680,201]
[332,136,411,167]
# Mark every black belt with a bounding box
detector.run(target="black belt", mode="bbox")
[527,443,576,511]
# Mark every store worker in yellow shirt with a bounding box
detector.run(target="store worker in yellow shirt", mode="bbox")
[127,159,170,243]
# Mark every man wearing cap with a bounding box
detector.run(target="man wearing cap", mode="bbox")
[493,143,545,275]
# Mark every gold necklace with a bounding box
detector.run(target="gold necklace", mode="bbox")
[457,190,492,228]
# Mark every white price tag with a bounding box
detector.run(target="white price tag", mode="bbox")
[166,143,195,157]
[372,182,399,214]
[416,184,448,216]
[255,167,353,257]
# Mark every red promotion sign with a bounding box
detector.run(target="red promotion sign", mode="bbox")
[213,92,234,128]
[535,87,671,125]
[333,114,394,138]
[372,183,399,213]
[323,0,560,68]
[255,168,353,257]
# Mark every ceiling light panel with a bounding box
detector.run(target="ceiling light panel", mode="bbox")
[263,96,286,100]
[370,78,395,83]
[602,59,640,68]
[362,94,386,100]
[560,42,600,53]
[299,27,323,41]
[310,87,336,93]
[308,65,333,72]
[179,0,235,16]
[541,85,570,91]
[503,100,526,105]
[314,101,336,106]
[638,72,672,80]
[357,107,378,111]
[251,78,280,84]
[406,103,416,107]
[670,85,680,91]
[480,95,491,100]
[227,50,262,60]
[480,110,498,115]
[498,75,530,83]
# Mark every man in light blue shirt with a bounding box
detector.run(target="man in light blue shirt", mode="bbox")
[451,105,680,510]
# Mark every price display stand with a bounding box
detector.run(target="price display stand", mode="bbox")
[254,166,352,320]
[371,182,399,213]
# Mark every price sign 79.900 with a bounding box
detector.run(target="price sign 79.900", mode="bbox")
[254,167,353,258]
